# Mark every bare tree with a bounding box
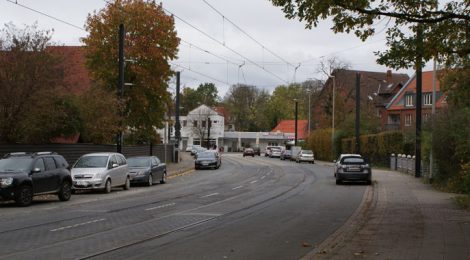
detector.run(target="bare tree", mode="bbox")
[317,56,351,77]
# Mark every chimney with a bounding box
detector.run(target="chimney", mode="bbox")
[386,70,392,82]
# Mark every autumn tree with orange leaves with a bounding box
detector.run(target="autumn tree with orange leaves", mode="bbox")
[82,0,179,144]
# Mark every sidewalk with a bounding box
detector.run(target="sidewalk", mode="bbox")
[166,151,195,177]
[305,169,470,259]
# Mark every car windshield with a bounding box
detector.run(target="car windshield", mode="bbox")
[302,150,313,154]
[0,158,33,173]
[285,150,292,154]
[74,156,108,168]
[127,158,150,167]
[342,157,365,164]
[198,152,215,159]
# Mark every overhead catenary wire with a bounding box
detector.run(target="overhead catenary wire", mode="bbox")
[162,6,288,84]
[201,0,296,69]
[170,62,229,86]
[5,0,86,32]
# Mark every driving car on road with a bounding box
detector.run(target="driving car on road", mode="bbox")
[269,147,282,158]
[243,148,255,157]
[71,153,130,193]
[296,150,315,163]
[334,154,371,185]
[0,152,72,206]
[195,151,221,170]
[280,150,292,160]
[127,156,167,186]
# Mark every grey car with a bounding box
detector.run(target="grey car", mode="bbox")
[127,156,167,186]
[71,153,130,193]
[334,154,371,185]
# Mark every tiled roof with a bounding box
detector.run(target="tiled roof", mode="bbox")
[272,120,308,139]
[387,71,446,111]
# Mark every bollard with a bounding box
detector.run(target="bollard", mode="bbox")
[390,153,397,170]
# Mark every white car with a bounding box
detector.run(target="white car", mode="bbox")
[71,153,130,193]
[296,150,315,163]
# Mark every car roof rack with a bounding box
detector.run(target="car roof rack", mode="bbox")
[32,151,58,156]
[3,152,30,158]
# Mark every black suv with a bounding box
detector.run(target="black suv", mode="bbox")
[0,152,73,206]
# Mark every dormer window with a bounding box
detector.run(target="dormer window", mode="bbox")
[405,94,414,107]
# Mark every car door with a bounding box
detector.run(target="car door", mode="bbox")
[31,158,48,193]
[117,154,128,184]
[152,157,163,180]
[107,155,121,187]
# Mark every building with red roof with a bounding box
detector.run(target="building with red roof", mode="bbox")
[271,119,309,140]
[383,71,446,131]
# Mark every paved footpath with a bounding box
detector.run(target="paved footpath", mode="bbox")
[304,169,470,260]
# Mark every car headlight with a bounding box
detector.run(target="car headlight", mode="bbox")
[0,177,13,187]
[136,170,147,176]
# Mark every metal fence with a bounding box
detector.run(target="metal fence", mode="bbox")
[390,153,430,178]
[0,143,174,165]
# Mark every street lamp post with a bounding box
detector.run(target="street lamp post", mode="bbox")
[294,99,298,146]
[307,89,311,136]
[330,76,336,158]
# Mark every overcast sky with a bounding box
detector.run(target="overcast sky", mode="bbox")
[1,0,432,97]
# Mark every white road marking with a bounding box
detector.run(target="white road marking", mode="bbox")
[232,185,243,190]
[145,202,176,211]
[261,176,266,180]
[50,218,105,232]
[200,193,219,198]
[250,180,258,184]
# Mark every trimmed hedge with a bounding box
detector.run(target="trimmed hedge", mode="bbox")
[307,128,333,161]
[341,131,404,165]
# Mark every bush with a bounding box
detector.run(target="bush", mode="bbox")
[307,128,333,161]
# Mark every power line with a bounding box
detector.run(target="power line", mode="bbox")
[162,6,288,84]
[5,0,86,32]
[179,38,240,66]
[170,62,229,86]
[202,0,296,68]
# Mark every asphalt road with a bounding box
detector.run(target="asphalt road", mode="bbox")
[0,153,366,260]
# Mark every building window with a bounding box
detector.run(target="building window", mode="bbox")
[202,120,206,128]
[424,93,432,105]
[193,121,197,127]
[405,114,412,126]
[405,94,414,107]
[182,120,187,127]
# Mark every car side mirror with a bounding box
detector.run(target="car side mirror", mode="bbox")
[31,168,41,174]
[112,163,119,168]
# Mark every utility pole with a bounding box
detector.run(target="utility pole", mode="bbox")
[355,72,361,154]
[207,117,211,149]
[415,24,423,178]
[175,71,181,162]
[294,99,298,146]
[117,23,124,154]
[331,76,336,158]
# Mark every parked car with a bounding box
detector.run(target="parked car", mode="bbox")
[71,153,130,193]
[243,148,255,157]
[333,154,362,176]
[296,150,315,163]
[127,156,167,186]
[185,145,193,152]
[195,151,221,170]
[280,150,292,160]
[0,152,72,206]
[253,147,261,156]
[190,145,202,156]
[193,147,207,158]
[334,154,371,185]
[264,146,275,157]
[269,147,282,158]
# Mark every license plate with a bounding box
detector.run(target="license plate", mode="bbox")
[348,167,360,172]
[75,180,87,186]
[202,163,209,166]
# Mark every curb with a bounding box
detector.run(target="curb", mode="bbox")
[301,181,378,259]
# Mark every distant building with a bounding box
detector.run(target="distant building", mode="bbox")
[383,71,447,131]
[313,69,409,130]
[271,119,309,140]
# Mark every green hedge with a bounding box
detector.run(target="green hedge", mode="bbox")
[341,131,404,165]
[307,128,333,161]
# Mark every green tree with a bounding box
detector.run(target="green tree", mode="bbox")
[82,0,179,144]
[0,23,81,143]
[271,0,469,69]
[180,83,219,114]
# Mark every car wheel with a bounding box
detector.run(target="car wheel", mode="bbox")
[252,155,254,157]
[58,181,72,201]
[366,180,372,185]
[160,172,167,184]
[147,174,153,186]
[123,177,130,190]
[103,179,112,193]
[336,179,342,185]
[15,185,33,207]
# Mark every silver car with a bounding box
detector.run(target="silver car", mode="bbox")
[296,150,315,163]
[71,153,130,193]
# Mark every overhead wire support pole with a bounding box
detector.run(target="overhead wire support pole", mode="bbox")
[415,24,423,178]
[117,23,125,154]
